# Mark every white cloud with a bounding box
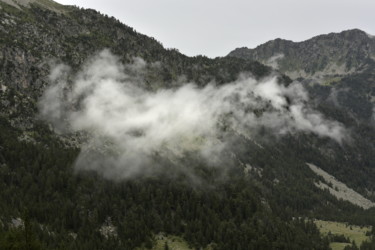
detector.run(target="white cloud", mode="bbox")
[39,50,347,179]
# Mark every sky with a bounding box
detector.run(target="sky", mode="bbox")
[54,0,375,58]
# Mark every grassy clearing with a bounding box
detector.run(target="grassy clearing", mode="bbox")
[152,234,193,250]
[136,234,215,250]
[322,77,342,86]
[314,220,371,249]
[330,242,351,250]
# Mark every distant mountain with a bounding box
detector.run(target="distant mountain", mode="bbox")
[228,29,375,79]
[229,29,375,123]
[228,29,375,189]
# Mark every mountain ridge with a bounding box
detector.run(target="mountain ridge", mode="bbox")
[228,29,375,79]
[0,0,66,12]
[0,1,375,249]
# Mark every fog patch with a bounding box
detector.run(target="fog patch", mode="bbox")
[38,50,347,180]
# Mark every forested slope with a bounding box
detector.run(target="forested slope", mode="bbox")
[0,1,374,249]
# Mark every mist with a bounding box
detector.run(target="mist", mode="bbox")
[38,50,347,179]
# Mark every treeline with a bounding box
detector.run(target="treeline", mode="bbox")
[0,117,331,249]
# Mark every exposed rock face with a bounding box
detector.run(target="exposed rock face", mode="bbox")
[0,0,65,12]
[307,163,375,210]
[99,218,118,239]
[1,0,37,7]
[228,29,375,79]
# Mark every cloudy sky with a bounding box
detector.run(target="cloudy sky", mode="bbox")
[54,0,375,58]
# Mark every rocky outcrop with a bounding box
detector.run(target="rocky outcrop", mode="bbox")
[307,163,375,209]
[0,0,66,12]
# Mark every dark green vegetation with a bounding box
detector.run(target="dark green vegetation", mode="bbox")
[0,117,330,249]
[229,28,375,201]
[0,1,375,249]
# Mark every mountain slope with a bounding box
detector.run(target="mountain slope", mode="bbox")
[0,1,328,249]
[228,28,375,215]
[0,1,375,249]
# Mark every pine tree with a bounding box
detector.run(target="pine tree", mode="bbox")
[164,241,170,250]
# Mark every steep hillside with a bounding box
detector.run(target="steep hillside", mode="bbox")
[1,0,375,249]
[229,29,375,194]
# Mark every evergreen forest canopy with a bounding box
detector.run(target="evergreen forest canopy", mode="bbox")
[0,0,375,249]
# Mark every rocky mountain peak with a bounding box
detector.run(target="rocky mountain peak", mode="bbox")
[228,29,375,79]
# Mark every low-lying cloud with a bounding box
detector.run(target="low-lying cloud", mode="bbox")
[39,50,347,179]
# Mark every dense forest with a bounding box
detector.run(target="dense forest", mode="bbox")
[0,0,375,249]
[0,116,333,249]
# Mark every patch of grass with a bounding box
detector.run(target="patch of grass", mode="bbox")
[153,235,193,250]
[315,220,371,249]
[330,242,351,250]
[134,234,193,250]
[322,76,342,86]
[136,234,214,250]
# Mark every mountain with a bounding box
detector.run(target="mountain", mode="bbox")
[0,0,272,137]
[1,1,375,249]
[228,29,375,79]
[229,29,375,123]
[228,29,375,164]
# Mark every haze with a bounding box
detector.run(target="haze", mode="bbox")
[39,50,346,179]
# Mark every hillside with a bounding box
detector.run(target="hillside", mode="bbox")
[1,0,375,249]
[228,29,375,194]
